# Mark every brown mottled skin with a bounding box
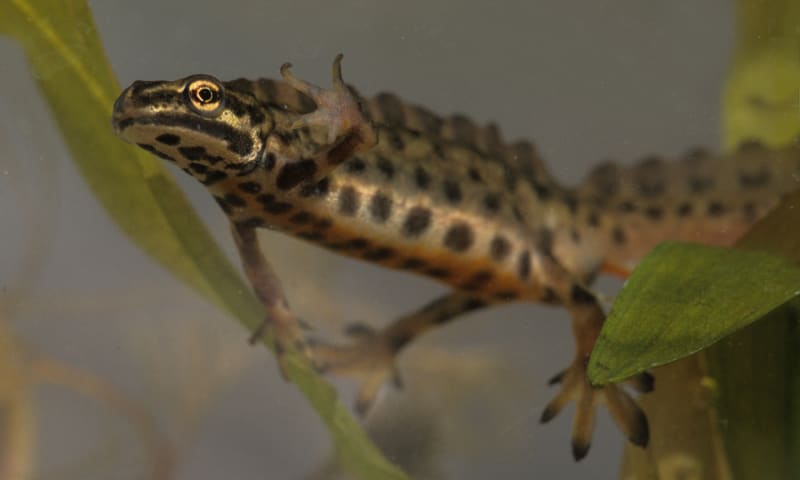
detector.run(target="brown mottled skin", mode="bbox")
[111,55,800,460]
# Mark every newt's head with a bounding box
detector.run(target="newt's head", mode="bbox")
[112,75,271,176]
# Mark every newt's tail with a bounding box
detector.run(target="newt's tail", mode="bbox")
[574,139,800,276]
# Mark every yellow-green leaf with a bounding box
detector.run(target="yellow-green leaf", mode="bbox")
[0,1,407,478]
[588,241,800,384]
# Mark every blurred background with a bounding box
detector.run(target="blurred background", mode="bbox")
[1,1,733,478]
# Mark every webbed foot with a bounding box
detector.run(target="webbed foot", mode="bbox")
[310,322,403,415]
[541,358,651,460]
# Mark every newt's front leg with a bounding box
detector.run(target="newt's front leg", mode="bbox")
[231,221,308,376]
[265,55,378,190]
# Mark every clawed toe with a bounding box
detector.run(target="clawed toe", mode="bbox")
[309,324,401,416]
[626,371,655,393]
[249,317,313,380]
[542,361,651,460]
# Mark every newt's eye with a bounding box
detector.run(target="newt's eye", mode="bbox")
[184,76,224,116]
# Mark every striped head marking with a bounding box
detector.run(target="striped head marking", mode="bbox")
[112,75,273,177]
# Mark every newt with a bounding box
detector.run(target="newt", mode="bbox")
[111,55,800,460]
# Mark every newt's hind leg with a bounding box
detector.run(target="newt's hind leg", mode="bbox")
[536,268,651,460]
[311,292,488,414]
[231,221,310,378]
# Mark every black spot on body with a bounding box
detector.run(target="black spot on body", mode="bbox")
[347,238,369,250]
[739,168,771,188]
[443,223,474,252]
[347,157,366,174]
[529,178,553,200]
[388,132,405,150]
[431,141,445,158]
[369,193,393,223]
[178,146,207,161]
[644,206,663,220]
[264,152,276,170]
[189,162,208,174]
[443,180,462,203]
[223,193,246,208]
[425,267,450,279]
[468,167,483,182]
[312,218,333,230]
[513,205,525,223]
[289,211,313,225]
[494,290,518,301]
[490,235,511,261]
[338,186,360,216]
[536,229,554,256]
[483,193,501,213]
[155,133,181,146]
[363,247,395,261]
[276,159,317,190]
[517,251,531,280]
[201,170,228,186]
[257,194,293,214]
[137,143,175,162]
[562,193,579,214]
[676,202,693,217]
[238,182,261,194]
[542,288,559,304]
[638,177,665,197]
[299,177,330,198]
[612,226,626,245]
[618,201,636,213]
[403,207,432,236]
[376,156,395,179]
[688,176,714,193]
[463,270,493,290]
[414,167,431,189]
[213,195,232,214]
[587,211,601,227]
[707,201,727,216]
[401,257,427,269]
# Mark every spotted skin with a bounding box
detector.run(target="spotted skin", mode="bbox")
[112,56,800,460]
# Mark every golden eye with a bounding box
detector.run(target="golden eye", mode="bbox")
[184,76,224,116]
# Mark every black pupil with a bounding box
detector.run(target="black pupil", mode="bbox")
[197,87,214,103]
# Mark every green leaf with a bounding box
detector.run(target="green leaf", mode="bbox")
[588,241,800,384]
[0,1,407,478]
